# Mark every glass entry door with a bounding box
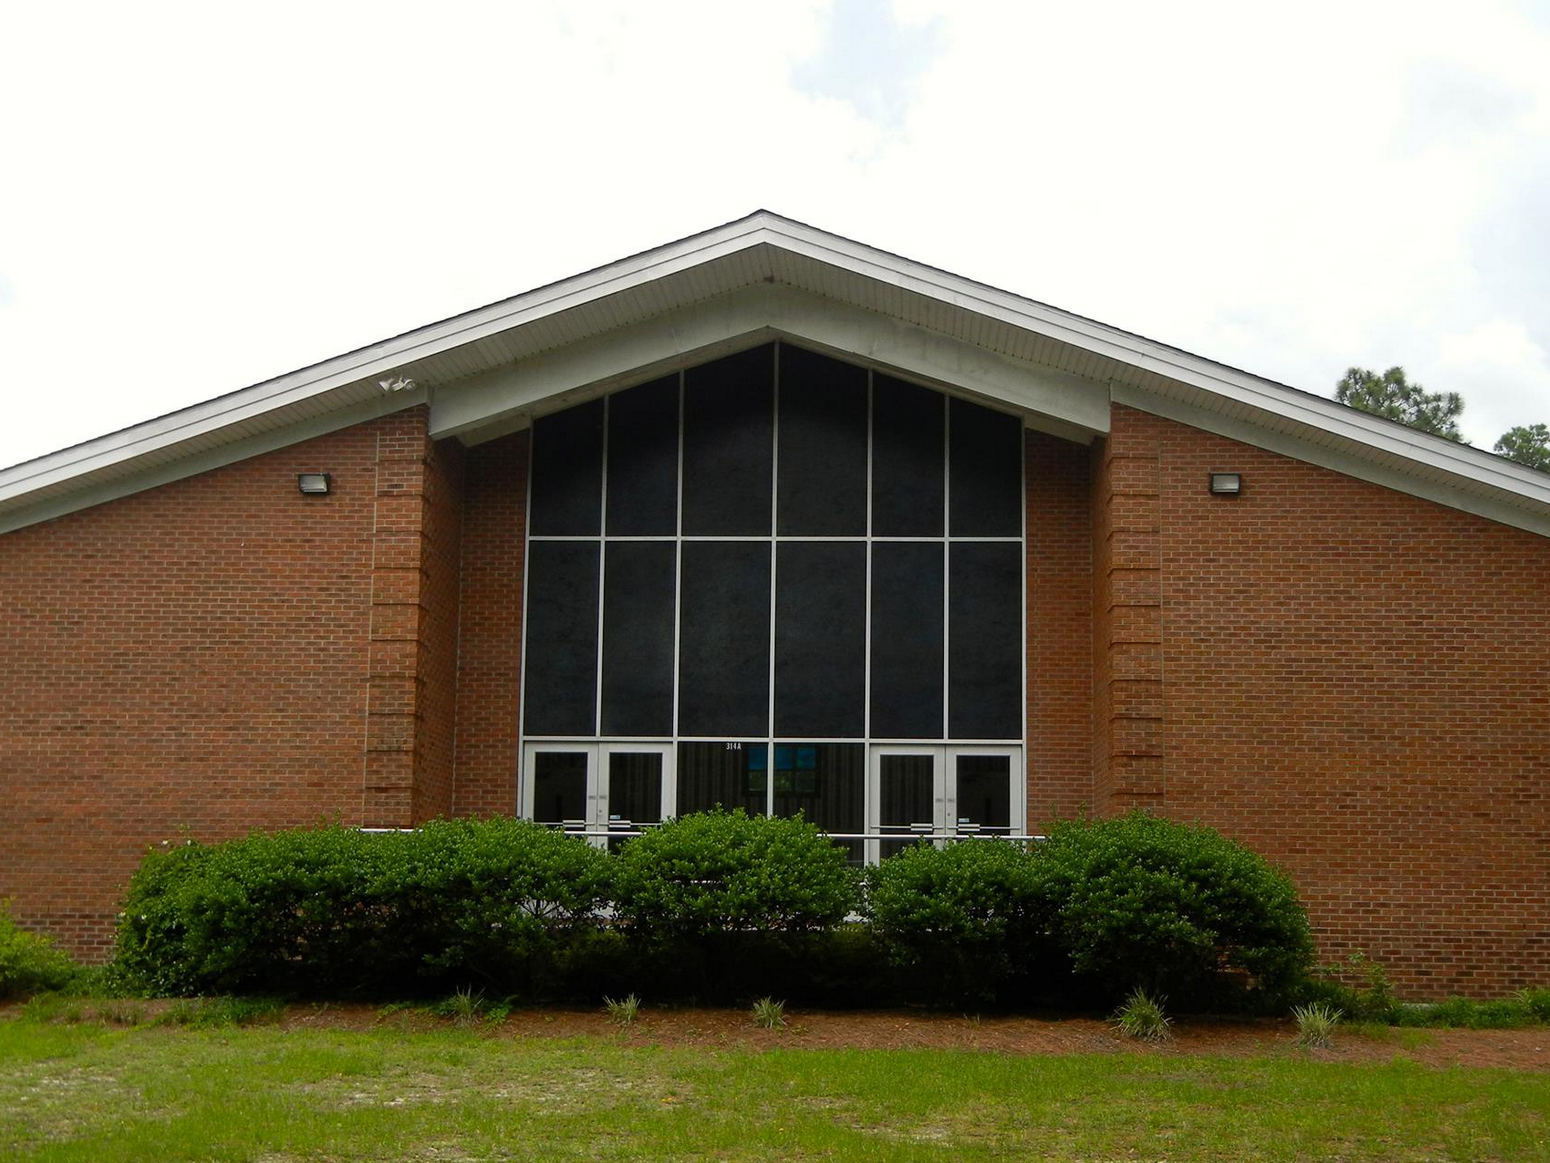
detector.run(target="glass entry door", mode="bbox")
[522,743,674,845]
[868,747,943,863]
[523,745,594,831]
[946,747,1017,838]
[599,743,674,849]
[868,745,1022,860]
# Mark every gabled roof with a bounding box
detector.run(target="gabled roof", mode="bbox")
[3,210,1548,536]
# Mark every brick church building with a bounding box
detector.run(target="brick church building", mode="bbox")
[2,213,1546,993]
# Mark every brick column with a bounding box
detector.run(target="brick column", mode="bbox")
[1094,406,1164,812]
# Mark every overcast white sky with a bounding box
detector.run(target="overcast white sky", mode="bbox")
[3,0,1549,470]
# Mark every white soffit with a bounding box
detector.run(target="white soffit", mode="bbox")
[2,210,1549,537]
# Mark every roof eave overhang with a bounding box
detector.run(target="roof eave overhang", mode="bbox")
[2,210,1548,538]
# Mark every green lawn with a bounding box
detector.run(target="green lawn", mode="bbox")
[2,1016,1547,1161]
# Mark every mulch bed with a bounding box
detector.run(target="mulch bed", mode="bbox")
[271,1003,1550,1070]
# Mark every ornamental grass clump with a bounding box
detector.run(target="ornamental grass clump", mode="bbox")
[1112,988,1172,1042]
[1292,1001,1340,1048]
[604,993,641,1026]
[751,996,787,1030]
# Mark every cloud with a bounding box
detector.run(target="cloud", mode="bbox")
[791,0,944,131]
[1,0,1548,471]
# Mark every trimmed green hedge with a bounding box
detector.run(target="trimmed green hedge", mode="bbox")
[864,839,1053,1002]
[612,809,855,941]
[1036,814,1314,1003]
[112,810,1314,1007]
[115,819,613,996]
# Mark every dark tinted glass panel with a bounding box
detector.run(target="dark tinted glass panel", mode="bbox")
[870,542,944,738]
[530,399,603,535]
[774,542,865,738]
[955,754,1012,835]
[600,542,676,737]
[872,376,944,536]
[606,375,678,536]
[772,743,864,864]
[677,541,771,737]
[776,345,867,535]
[682,345,774,535]
[948,542,1021,740]
[532,751,588,828]
[523,541,599,736]
[949,398,1022,536]
[878,753,935,859]
[677,743,767,815]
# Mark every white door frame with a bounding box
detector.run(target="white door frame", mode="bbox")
[598,742,676,833]
[522,741,676,838]
[944,744,1023,838]
[866,744,944,864]
[521,742,598,830]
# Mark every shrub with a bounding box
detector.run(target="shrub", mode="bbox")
[1301,952,1398,1023]
[380,816,616,988]
[114,819,614,996]
[1034,812,1314,1005]
[1112,988,1172,1041]
[864,840,1052,1002]
[611,810,856,941]
[0,902,78,998]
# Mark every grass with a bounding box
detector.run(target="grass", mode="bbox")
[4,1017,1547,1161]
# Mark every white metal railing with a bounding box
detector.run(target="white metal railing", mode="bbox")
[542,826,1047,842]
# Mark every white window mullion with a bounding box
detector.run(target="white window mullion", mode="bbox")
[766,342,780,817]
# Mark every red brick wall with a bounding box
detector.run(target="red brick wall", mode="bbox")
[0,417,392,957]
[1112,404,1550,995]
[1024,431,1094,825]
[412,437,465,822]
[450,432,527,817]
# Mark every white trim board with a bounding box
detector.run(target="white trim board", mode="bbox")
[0,391,427,536]
[1114,383,1550,538]
[2,209,1547,537]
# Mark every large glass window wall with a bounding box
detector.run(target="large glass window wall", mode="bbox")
[519,341,1026,859]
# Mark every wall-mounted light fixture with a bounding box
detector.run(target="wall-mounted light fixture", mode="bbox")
[297,472,332,495]
[1208,472,1242,496]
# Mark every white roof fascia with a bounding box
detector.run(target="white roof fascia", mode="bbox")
[1115,383,1550,538]
[0,212,784,506]
[0,389,427,536]
[2,210,1548,533]
[756,217,1550,512]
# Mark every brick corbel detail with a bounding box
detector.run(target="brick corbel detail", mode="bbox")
[1095,406,1164,811]
[362,407,436,827]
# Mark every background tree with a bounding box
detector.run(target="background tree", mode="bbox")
[1494,423,1550,471]
[1334,366,1464,441]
